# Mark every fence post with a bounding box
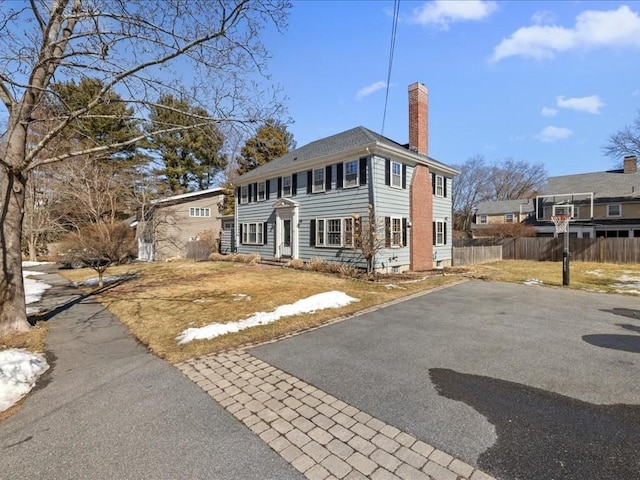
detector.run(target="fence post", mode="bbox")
[599,237,605,263]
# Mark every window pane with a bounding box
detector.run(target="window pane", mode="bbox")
[327,219,342,245]
[317,219,325,245]
[392,218,402,246]
[345,161,358,187]
[344,218,353,246]
[258,182,265,200]
[313,169,324,192]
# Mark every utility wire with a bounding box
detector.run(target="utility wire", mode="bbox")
[381,0,400,136]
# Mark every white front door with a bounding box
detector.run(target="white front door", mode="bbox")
[281,216,292,258]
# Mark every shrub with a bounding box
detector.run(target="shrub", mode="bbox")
[208,252,261,264]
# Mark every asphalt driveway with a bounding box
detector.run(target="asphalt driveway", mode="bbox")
[250,280,640,479]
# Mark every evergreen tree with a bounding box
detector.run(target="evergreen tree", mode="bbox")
[147,95,225,192]
[236,119,295,175]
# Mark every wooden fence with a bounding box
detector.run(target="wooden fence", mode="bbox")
[185,239,215,261]
[453,245,503,266]
[454,237,640,263]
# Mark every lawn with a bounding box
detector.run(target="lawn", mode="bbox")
[59,260,461,363]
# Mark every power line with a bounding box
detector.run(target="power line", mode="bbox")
[381,0,400,136]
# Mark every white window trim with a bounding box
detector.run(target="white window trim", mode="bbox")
[606,204,621,217]
[240,185,248,205]
[504,213,514,223]
[391,161,402,189]
[435,220,446,246]
[241,222,264,245]
[282,175,292,197]
[257,181,266,202]
[390,217,402,247]
[313,168,325,193]
[478,215,488,224]
[189,207,211,218]
[315,217,355,248]
[344,161,359,188]
[435,175,444,197]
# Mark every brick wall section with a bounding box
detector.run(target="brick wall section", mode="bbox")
[408,83,428,155]
[410,164,433,271]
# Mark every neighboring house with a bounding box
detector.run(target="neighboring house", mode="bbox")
[472,199,535,237]
[230,83,459,272]
[471,155,640,239]
[136,187,225,261]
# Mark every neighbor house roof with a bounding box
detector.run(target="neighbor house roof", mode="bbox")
[152,187,224,206]
[236,126,457,183]
[544,169,640,200]
[476,199,535,215]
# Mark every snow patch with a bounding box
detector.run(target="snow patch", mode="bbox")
[585,270,603,276]
[232,293,251,301]
[177,291,358,344]
[23,270,51,314]
[611,274,640,294]
[524,279,543,286]
[0,349,49,412]
[21,261,52,267]
[75,274,137,287]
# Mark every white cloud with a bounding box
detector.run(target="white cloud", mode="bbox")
[536,126,573,143]
[541,107,558,117]
[492,5,640,62]
[409,0,497,29]
[556,95,604,114]
[531,10,556,25]
[355,81,387,100]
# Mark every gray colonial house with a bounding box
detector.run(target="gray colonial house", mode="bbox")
[229,83,459,272]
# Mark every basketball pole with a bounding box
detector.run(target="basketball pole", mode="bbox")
[562,229,570,286]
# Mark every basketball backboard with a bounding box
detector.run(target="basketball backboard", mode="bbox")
[536,192,594,221]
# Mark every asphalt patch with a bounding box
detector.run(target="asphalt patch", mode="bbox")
[429,368,640,480]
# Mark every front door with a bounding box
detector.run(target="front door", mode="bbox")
[281,218,292,257]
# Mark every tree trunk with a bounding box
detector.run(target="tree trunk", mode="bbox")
[0,166,31,335]
[28,235,38,262]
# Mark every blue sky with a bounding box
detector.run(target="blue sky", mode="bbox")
[262,1,640,176]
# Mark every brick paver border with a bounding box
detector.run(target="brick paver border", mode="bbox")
[178,350,495,480]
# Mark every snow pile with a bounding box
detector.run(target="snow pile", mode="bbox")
[23,270,51,315]
[523,278,543,286]
[75,274,137,287]
[0,349,49,412]
[177,291,358,344]
[612,274,640,294]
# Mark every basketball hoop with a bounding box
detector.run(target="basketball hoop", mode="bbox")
[551,214,571,234]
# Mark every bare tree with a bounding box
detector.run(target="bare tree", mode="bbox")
[452,156,547,237]
[353,205,386,275]
[0,0,290,334]
[604,110,640,161]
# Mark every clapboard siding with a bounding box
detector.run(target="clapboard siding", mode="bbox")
[433,176,453,261]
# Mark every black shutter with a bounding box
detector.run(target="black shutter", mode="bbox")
[325,165,332,191]
[266,179,271,200]
[402,164,407,189]
[336,163,344,189]
[359,157,367,185]
[292,173,297,196]
[385,217,391,248]
[385,159,390,186]
[307,170,313,194]
[432,222,436,245]
[444,222,447,245]
[263,222,268,245]
[277,177,282,198]
[310,220,316,247]
[432,173,436,195]
[443,178,447,198]
[402,218,408,247]
[235,187,240,204]
[252,183,258,202]
[239,224,244,245]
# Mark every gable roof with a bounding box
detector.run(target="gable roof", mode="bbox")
[152,187,224,206]
[476,199,535,215]
[544,169,640,200]
[236,126,457,183]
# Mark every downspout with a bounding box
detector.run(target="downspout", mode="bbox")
[233,184,239,252]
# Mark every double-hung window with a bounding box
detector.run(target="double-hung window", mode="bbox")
[257,182,266,201]
[240,185,248,204]
[435,175,444,197]
[315,217,354,247]
[391,162,402,188]
[313,168,325,193]
[189,207,211,217]
[478,215,488,224]
[282,176,292,197]
[344,161,358,188]
[607,204,621,217]
[241,222,264,245]
[391,217,402,247]
[435,221,445,246]
[505,213,514,223]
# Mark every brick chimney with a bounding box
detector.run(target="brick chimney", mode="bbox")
[408,82,428,155]
[624,155,637,174]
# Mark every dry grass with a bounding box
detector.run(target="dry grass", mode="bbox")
[470,260,640,294]
[60,260,461,363]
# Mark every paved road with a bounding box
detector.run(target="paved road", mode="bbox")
[250,280,640,479]
[1,267,300,480]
